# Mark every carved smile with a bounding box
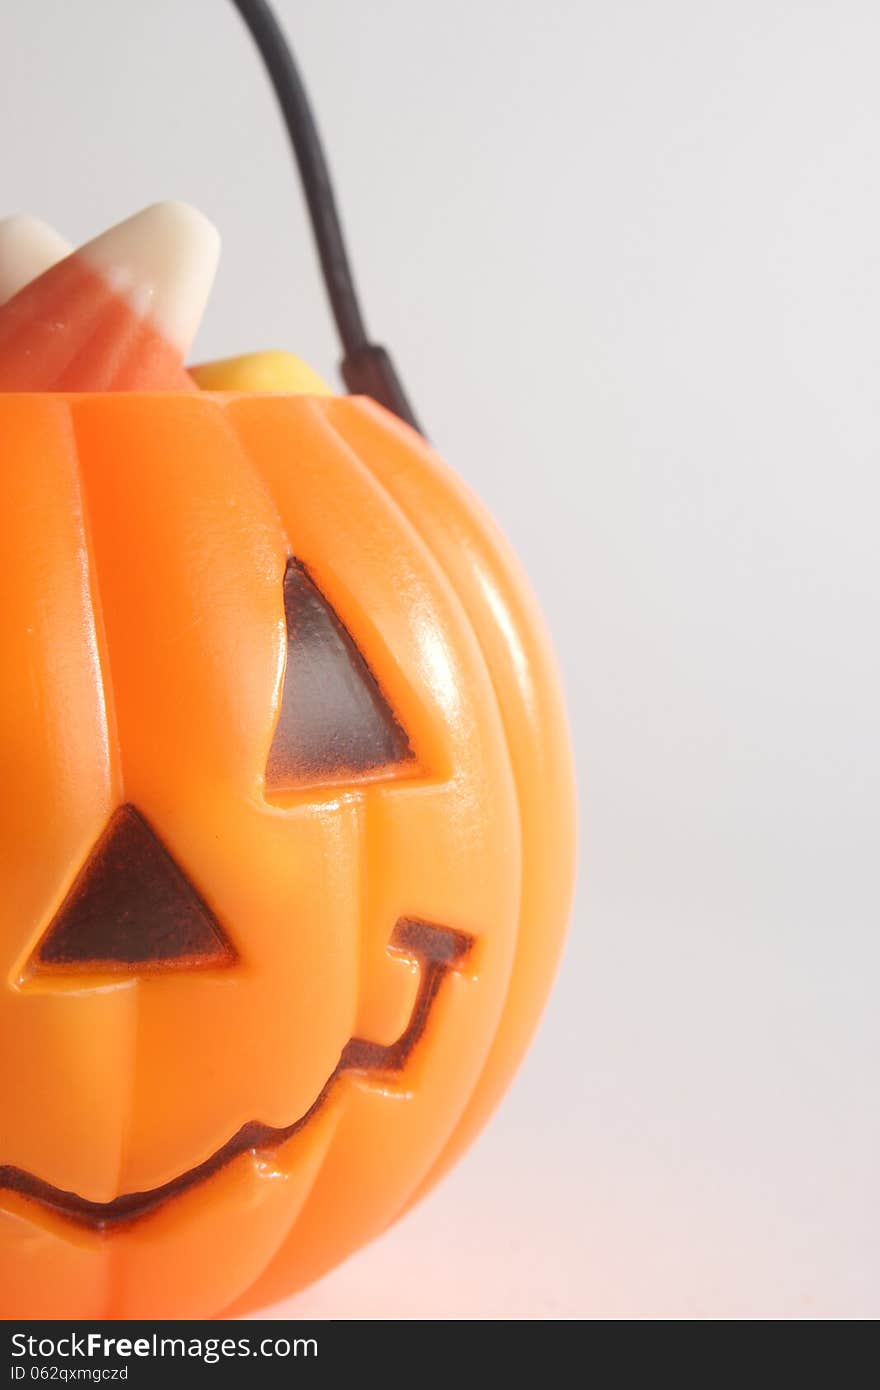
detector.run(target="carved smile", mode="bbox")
[0,919,471,1231]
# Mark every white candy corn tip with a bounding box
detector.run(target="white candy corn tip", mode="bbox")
[79,201,221,355]
[0,214,71,303]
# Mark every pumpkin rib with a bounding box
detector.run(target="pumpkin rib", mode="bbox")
[325,399,577,1208]
[218,396,523,1315]
[66,400,127,808]
[66,397,143,1230]
[174,395,295,801]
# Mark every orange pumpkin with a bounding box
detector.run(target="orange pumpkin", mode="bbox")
[0,388,575,1318]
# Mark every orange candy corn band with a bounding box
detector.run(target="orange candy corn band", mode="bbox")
[0,202,219,391]
[0,255,195,391]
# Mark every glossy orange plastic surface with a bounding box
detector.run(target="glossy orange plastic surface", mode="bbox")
[0,391,575,1318]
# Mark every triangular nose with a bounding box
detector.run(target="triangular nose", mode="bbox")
[31,805,234,973]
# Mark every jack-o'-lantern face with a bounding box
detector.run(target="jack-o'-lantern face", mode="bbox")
[0,391,575,1319]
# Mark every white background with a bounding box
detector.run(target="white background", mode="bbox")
[6,1,880,1318]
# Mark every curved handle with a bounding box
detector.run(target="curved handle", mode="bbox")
[229,0,422,433]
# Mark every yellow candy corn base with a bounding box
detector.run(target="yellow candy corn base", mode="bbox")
[191,350,331,394]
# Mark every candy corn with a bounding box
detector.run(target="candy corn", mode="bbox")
[0,202,219,390]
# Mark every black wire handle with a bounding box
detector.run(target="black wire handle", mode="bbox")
[229,0,422,434]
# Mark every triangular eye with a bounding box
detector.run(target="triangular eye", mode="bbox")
[266,558,414,790]
[29,805,234,974]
